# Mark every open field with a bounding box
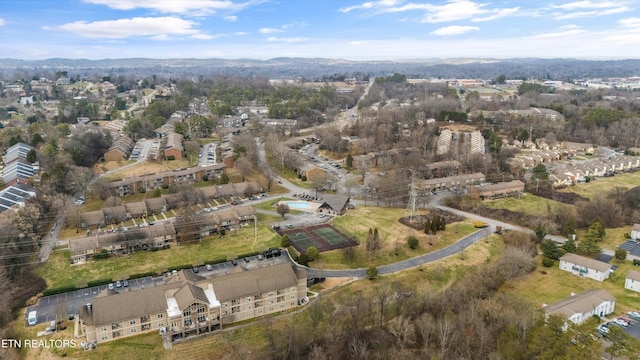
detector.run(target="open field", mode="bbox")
[557,171,640,200]
[37,224,281,289]
[483,192,567,217]
[102,160,192,181]
[504,257,640,317]
[312,206,477,269]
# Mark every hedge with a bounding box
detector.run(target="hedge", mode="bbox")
[43,286,76,296]
[87,279,113,288]
[201,257,228,265]
[168,264,195,272]
[129,271,156,280]
[236,251,262,259]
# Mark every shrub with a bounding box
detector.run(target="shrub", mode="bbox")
[129,272,155,280]
[366,266,378,280]
[614,249,627,261]
[87,279,113,287]
[407,236,419,249]
[281,235,291,248]
[43,286,76,296]
[542,257,555,267]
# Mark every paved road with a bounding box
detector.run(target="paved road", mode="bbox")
[39,214,66,263]
[299,229,489,278]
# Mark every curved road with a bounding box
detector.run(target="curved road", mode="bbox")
[298,228,489,278]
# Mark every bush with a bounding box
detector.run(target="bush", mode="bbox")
[407,236,419,249]
[43,286,77,296]
[366,266,378,280]
[168,264,193,272]
[633,259,640,266]
[236,251,261,259]
[87,279,113,287]
[129,271,155,280]
[306,246,319,261]
[301,175,307,181]
[298,253,309,266]
[542,257,555,267]
[614,249,627,261]
[92,249,110,260]
[281,235,291,248]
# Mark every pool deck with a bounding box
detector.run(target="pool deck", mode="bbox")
[279,200,322,213]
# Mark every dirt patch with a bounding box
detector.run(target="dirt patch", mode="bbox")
[398,208,464,230]
[535,188,589,204]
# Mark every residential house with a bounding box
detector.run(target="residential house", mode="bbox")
[153,124,174,138]
[418,173,485,191]
[632,224,640,241]
[625,270,640,293]
[544,289,616,325]
[164,133,184,160]
[104,136,134,162]
[559,253,612,281]
[297,164,327,182]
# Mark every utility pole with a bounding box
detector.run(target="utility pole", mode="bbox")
[405,171,418,224]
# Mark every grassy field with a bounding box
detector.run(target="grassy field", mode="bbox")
[37,223,281,289]
[504,257,640,317]
[102,160,192,181]
[311,206,478,269]
[557,171,640,199]
[483,192,567,217]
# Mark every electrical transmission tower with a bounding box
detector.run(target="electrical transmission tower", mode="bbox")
[405,172,419,224]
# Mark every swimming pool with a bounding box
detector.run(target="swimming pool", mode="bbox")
[279,201,322,212]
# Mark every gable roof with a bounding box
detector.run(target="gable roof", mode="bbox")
[175,282,210,310]
[559,253,611,273]
[544,289,615,318]
[90,285,174,325]
[210,263,300,301]
[321,194,350,212]
[627,269,640,282]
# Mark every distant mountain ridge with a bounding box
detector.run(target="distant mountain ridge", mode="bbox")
[1,57,639,80]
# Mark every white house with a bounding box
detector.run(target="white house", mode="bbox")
[625,270,640,293]
[631,224,640,241]
[544,289,616,325]
[559,253,612,282]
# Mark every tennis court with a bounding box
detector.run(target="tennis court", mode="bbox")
[281,223,358,253]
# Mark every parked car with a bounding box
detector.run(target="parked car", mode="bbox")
[192,266,199,273]
[243,257,250,263]
[230,259,238,266]
[115,280,122,288]
[627,311,640,320]
[205,264,213,271]
[257,254,264,260]
[287,224,294,229]
[108,283,114,290]
[123,280,129,287]
[597,325,610,336]
[614,318,629,327]
[611,265,619,272]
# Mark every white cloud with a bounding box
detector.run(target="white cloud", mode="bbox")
[532,25,586,38]
[553,6,631,19]
[339,0,401,13]
[551,1,624,10]
[430,25,479,36]
[81,0,247,14]
[53,17,211,39]
[472,7,520,22]
[619,17,640,28]
[266,36,308,43]
[235,31,248,35]
[224,15,237,22]
[259,27,282,34]
[0,18,4,26]
[191,33,216,40]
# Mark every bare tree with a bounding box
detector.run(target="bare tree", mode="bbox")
[234,157,253,182]
[276,203,290,219]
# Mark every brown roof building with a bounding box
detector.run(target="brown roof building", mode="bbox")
[78,257,306,344]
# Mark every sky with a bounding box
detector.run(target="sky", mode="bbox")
[0,0,639,60]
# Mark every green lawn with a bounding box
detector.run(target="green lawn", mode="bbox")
[505,257,640,317]
[558,171,640,200]
[37,223,281,289]
[483,193,567,217]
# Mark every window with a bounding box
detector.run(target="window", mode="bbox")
[290,294,295,299]
[198,314,206,322]
[277,288,284,295]
[232,306,240,314]
[254,294,262,300]
[291,302,295,306]
[280,304,284,309]
[257,309,262,314]
[290,287,296,292]
[183,310,191,317]
[268,307,273,312]
[157,313,164,319]
[255,301,263,307]
[246,297,252,303]
[268,300,273,305]
[197,307,205,314]
[231,299,238,305]
[222,310,228,315]
[101,336,108,341]
[130,320,136,325]
[101,326,107,332]
[277,296,285,303]
[222,303,228,308]
[131,328,137,334]
[159,323,164,328]
[268,292,274,297]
